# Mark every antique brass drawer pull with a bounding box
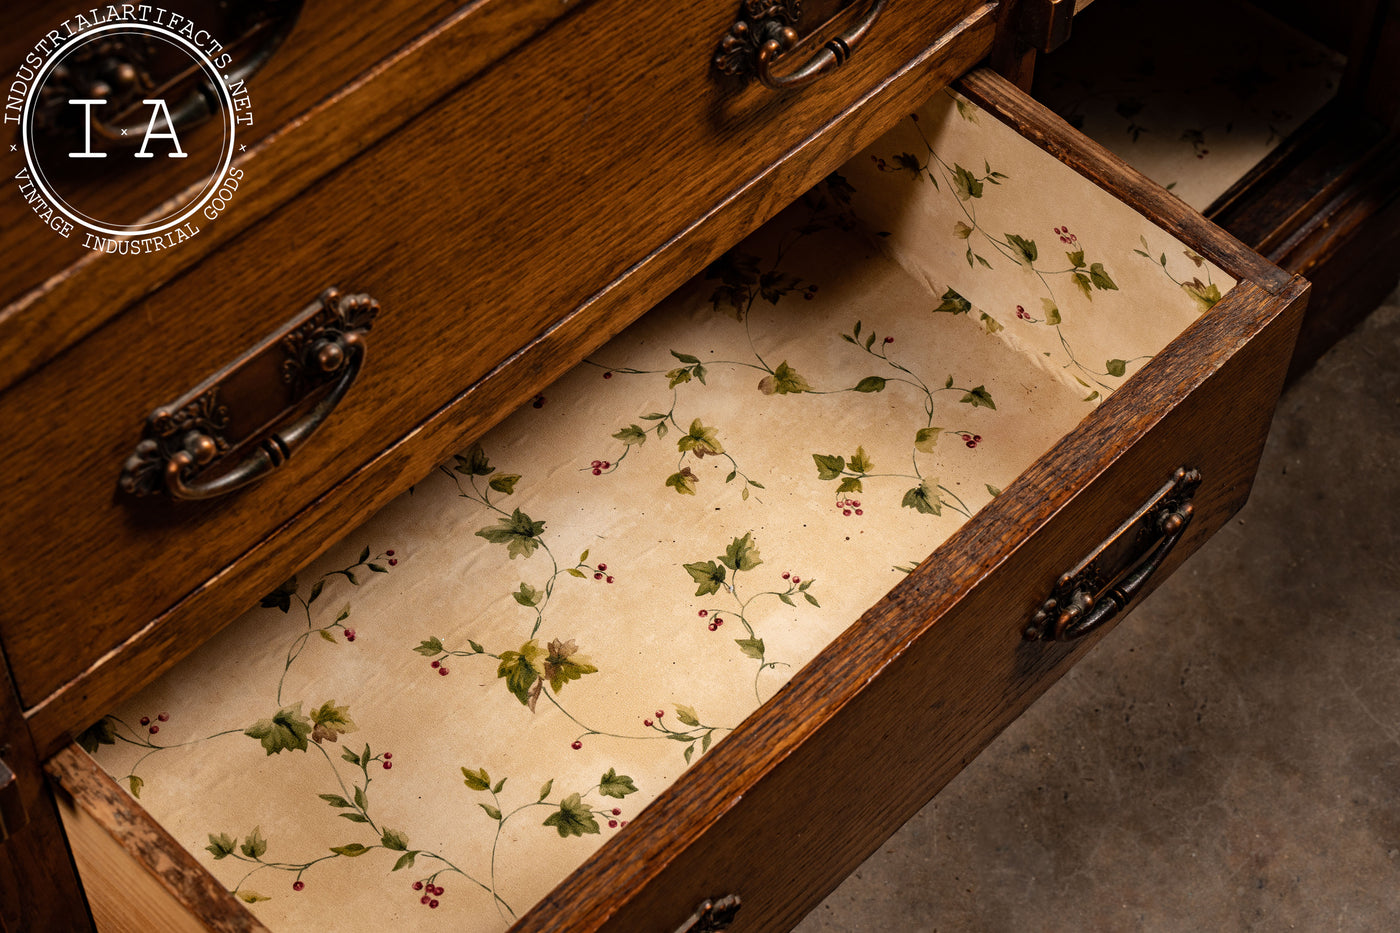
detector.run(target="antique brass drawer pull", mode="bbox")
[715,0,889,91]
[31,0,303,151]
[674,895,742,933]
[1025,467,1202,642]
[119,287,378,502]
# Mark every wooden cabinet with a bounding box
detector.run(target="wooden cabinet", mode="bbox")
[0,0,1358,930]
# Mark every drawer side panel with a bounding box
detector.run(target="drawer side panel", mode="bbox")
[517,275,1308,931]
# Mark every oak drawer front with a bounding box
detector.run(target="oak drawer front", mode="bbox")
[0,0,995,713]
[0,0,469,308]
[50,71,1304,933]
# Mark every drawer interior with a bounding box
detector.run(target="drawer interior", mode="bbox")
[60,80,1270,932]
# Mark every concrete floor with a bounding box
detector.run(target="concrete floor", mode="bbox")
[798,295,1400,932]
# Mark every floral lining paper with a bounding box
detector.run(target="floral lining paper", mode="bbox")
[81,89,1232,930]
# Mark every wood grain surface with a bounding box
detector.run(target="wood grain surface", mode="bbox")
[20,2,998,757]
[0,0,989,710]
[0,0,585,393]
[47,745,266,933]
[512,273,1309,933]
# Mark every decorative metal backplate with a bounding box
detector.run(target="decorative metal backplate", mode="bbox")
[118,287,377,499]
[1024,468,1202,641]
[714,1,803,76]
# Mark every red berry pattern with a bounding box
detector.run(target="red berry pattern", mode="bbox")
[1016,304,1031,320]
[707,616,724,631]
[531,395,546,408]
[571,740,582,750]
[958,432,983,449]
[836,497,863,517]
[293,881,305,892]
[413,881,446,909]
[1055,225,1079,246]
[344,628,356,642]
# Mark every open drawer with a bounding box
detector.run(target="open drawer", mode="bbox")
[48,69,1307,933]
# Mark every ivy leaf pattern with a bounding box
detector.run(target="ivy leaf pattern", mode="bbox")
[543,639,598,693]
[1182,278,1221,310]
[902,481,944,516]
[735,638,765,659]
[812,454,845,481]
[488,474,521,495]
[206,833,236,860]
[677,419,724,458]
[475,510,546,560]
[77,717,118,754]
[612,424,647,446]
[758,360,812,395]
[666,467,699,495]
[309,701,357,745]
[497,642,544,707]
[1004,233,1038,264]
[240,827,268,859]
[933,287,972,315]
[245,704,313,755]
[544,793,600,838]
[598,769,638,799]
[684,560,727,596]
[914,427,942,452]
[952,163,984,200]
[959,386,997,410]
[721,533,763,572]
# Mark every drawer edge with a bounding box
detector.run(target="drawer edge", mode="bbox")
[46,744,268,933]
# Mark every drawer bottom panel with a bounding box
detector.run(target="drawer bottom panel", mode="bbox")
[49,75,1306,933]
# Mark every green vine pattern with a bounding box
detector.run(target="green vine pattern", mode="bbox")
[869,99,1145,396]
